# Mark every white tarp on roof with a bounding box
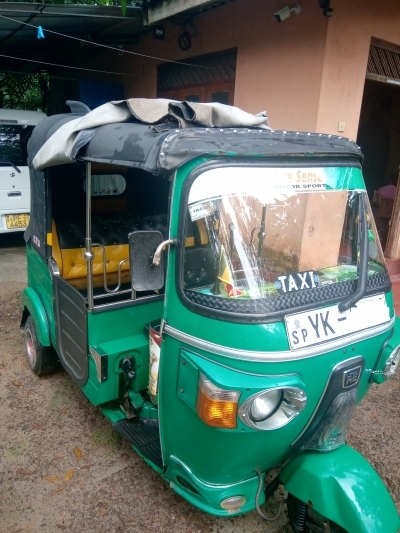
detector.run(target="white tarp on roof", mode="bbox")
[32,98,269,171]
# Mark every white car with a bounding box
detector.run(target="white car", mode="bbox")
[0,109,46,233]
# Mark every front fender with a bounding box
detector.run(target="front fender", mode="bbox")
[280,445,399,533]
[21,287,51,347]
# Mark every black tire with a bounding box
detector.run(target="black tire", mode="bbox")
[287,494,348,533]
[24,315,58,375]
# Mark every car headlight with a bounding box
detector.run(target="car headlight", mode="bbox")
[249,389,283,422]
[238,387,307,430]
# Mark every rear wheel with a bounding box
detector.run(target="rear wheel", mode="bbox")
[24,315,58,375]
[287,494,348,533]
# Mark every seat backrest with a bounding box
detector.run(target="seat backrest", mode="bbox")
[52,212,168,286]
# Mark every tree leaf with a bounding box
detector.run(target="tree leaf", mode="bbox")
[64,469,75,481]
[49,485,65,496]
[45,476,60,483]
[74,448,83,460]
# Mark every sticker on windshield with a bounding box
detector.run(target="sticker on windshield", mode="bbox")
[275,271,319,293]
[189,200,218,221]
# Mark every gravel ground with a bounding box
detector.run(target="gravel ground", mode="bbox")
[0,235,399,533]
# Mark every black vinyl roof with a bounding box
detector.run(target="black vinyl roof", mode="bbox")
[28,113,363,176]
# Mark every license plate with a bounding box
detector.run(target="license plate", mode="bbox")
[5,213,29,229]
[285,294,390,350]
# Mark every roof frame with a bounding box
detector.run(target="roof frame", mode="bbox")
[145,0,232,24]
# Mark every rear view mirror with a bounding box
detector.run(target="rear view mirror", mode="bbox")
[129,231,164,291]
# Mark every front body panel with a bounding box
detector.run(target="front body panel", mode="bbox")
[155,156,396,516]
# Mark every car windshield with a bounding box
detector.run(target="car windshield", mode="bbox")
[0,125,35,166]
[182,166,385,309]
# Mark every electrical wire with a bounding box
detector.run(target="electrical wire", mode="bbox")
[0,13,212,68]
[254,468,286,522]
[0,53,145,76]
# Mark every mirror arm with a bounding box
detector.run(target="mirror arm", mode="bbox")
[153,239,176,266]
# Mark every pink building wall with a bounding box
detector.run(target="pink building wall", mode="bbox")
[316,0,400,140]
[82,0,400,139]
[107,0,328,132]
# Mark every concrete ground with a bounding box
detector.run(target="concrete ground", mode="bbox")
[0,234,399,533]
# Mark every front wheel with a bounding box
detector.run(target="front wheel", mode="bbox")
[24,315,59,375]
[287,494,348,533]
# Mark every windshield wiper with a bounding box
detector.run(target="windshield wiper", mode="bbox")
[0,161,21,173]
[338,192,368,312]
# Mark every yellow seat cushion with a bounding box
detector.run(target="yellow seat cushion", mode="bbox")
[52,220,130,290]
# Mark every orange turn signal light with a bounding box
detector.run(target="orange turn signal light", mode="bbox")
[196,373,240,429]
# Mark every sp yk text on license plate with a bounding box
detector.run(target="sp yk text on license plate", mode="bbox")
[285,294,390,350]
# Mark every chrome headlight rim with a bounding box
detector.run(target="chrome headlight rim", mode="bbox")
[238,386,307,431]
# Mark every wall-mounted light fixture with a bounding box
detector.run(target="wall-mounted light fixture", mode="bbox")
[319,0,333,17]
[274,4,302,23]
[152,26,165,40]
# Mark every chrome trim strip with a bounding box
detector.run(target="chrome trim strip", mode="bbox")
[182,350,299,378]
[93,289,132,300]
[163,317,394,362]
[92,293,163,312]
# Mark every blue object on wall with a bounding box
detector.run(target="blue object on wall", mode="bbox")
[79,80,124,111]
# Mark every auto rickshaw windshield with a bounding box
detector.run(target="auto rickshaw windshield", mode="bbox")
[182,166,385,303]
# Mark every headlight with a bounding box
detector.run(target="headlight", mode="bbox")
[384,345,400,378]
[238,387,307,430]
[249,389,282,422]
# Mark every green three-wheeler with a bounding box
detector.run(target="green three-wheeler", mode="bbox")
[22,100,400,532]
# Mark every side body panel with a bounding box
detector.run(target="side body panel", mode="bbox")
[81,299,164,406]
[21,287,50,346]
[23,244,55,345]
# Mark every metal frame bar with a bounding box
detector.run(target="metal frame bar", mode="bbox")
[92,242,129,294]
[84,163,94,310]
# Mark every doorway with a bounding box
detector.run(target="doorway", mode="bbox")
[357,41,400,250]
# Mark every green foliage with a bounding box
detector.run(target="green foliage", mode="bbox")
[1,0,133,18]
[0,73,49,112]
[3,0,124,5]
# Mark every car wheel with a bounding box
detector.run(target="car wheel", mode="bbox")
[24,315,58,375]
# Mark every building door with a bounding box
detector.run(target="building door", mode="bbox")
[157,50,236,105]
[357,40,400,250]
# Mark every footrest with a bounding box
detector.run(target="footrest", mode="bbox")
[113,418,163,469]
